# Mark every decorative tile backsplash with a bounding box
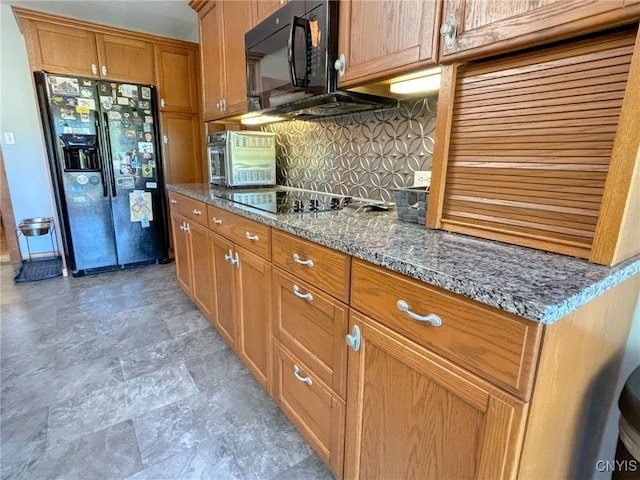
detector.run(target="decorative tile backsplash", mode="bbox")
[262,95,438,202]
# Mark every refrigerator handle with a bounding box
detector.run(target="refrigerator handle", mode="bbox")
[95,118,108,197]
[102,113,117,197]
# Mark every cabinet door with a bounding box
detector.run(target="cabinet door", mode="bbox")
[210,231,237,346]
[170,211,191,296]
[95,33,155,84]
[23,20,99,77]
[221,0,253,116]
[344,311,527,480]
[439,0,634,63]
[189,221,213,320]
[198,1,225,120]
[236,245,272,390]
[155,44,199,113]
[252,0,286,26]
[337,0,441,87]
[159,112,204,185]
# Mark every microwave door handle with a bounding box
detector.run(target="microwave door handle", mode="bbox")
[288,16,311,88]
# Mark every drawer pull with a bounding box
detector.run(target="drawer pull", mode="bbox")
[292,284,313,302]
[224,249,234,263]
[293,365,313,386]
[293,253,314,267]
[245,232,259,241]
[192,209,202,215]
[211,217,222,225]
[170,199,177,204]
[345,325,361,352]
[396,300,443,327]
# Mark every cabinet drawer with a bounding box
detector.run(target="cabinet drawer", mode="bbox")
[350,259,541,399]
[273,268,348,398]
[273,341,345,478]
[207,205,271,260]
[272,230,351,303]
[168,191,207,226]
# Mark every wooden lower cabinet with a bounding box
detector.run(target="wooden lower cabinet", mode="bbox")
[209,231,272,390]
[273,341,346,478]
[344,310,528,480]
[209,231,237,345]
[235,245,272,389]
[170,210,191,295]
[170,210,212,318]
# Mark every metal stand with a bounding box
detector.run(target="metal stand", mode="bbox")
[14,217,62,282]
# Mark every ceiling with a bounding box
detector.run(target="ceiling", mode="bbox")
[2,0,199,43]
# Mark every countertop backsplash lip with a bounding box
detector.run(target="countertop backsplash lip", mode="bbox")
[168,183,640,325]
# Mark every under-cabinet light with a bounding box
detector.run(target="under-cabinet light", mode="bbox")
[389,73,441,95]
[240,114,283,125]
[389,68,442,95]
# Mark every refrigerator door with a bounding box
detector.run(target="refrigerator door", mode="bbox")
[102,81,168,265]
[43,74,119,271]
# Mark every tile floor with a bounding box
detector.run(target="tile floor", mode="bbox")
[0,262,335,480]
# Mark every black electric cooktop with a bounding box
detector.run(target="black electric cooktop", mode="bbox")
[213,187,353,215]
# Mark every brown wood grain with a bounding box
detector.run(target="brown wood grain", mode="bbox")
[209,230,236,346]
[271,230,351,303]
[197,1,225,121]
[235,245,272,390]
[438,26,637,258]
[154,44,199,114]
[591,27,640,264]
[272,268,349,398]
[188,221,213,320]
[350,260,541,399]
[273,341,346,478]
[207,205,271,260]
[336,0,441,87]
[518,274,640,478]
[344,310,527,480]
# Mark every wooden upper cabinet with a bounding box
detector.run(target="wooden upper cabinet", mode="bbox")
[221,0,253,117]
[195,1,225,120]
[336,0,442,88]
[19,19,100,77]
[155,44,199,113]
[252,0,287,26]
[193,0,251,120]
[160,112,204,185]
[95,33,155,84]
[438,0,640,63]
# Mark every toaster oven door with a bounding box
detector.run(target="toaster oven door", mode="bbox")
[208,144,226,185]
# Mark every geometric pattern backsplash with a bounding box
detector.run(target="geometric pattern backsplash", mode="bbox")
[262,95,438,202]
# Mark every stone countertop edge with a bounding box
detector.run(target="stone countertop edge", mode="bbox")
[167,183,640,325]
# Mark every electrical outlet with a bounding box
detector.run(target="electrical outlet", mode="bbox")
[413,170,431,187]
[3,132,15,145]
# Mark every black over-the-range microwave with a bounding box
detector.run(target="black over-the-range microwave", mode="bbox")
[244,0,397,120]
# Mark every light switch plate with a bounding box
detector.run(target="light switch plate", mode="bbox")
[4,132,15,145]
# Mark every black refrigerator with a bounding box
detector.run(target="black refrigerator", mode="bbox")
[35,72,169,276]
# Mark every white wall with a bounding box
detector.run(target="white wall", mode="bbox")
[0,4,58,256]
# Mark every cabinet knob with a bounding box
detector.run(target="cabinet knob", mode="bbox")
[440,15,457,48]
[396,300,442,326]
[292,284,313,302]
[170,199,177,204]
[293,253,314,267]
[160,98,166,108]
[345,325,361,352]
[91,64,98,75]
[221,98,227,111]
[101,65,107,76]
[163,135,168,144]
[334,53,346,77]
[224,248,234,263]
[293,365,313,386]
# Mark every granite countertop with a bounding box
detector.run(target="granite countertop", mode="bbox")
[168,183,640,325]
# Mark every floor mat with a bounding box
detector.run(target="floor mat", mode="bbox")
[14,256,63,283]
